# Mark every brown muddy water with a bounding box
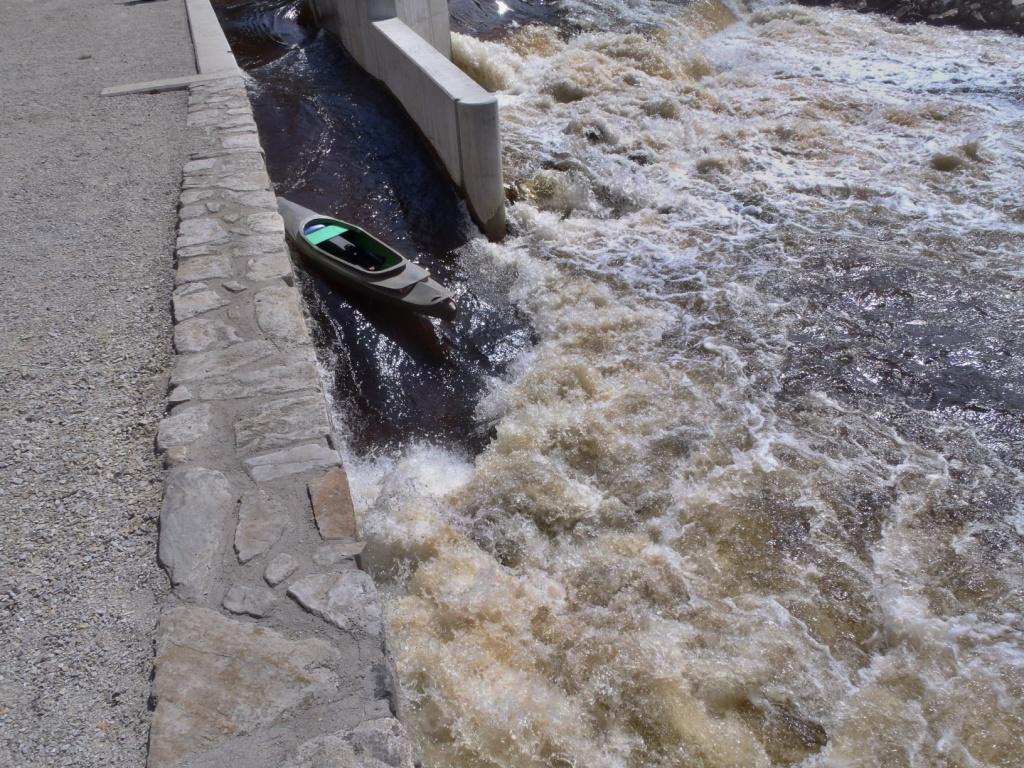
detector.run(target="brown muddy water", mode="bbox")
[215,1,1024,765]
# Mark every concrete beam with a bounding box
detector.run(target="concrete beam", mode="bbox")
[185,0,240,75]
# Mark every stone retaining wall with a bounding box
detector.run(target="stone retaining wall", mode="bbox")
[147,72,413,768]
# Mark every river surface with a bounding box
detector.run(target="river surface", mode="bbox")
[215,1,1024,765]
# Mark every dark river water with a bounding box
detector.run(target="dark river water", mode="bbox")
[213,1,1024,766]
[212,0,536,453]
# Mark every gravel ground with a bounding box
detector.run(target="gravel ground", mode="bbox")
[0,0,193,764]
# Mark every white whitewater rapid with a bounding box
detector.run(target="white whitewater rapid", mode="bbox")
[342,2,1024,765]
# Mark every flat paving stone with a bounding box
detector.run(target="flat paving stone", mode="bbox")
[287,571,384,641]
[159,468,235,601]
[236,190,279,209]
[203,172,269,193]
[223,133,262,151]
[176,253,233,285]
[183,157,217,173]
[148,607,341,768]
[313,540,365,567]
[174,317,244,354]
[264,553,298,587]
[177,217,229,249]
[255,284,307,341]
[284,718,414,768]
[172,282,230,321]
[234,393,330,455]
[243,442,340,483]
[222,584,277,618]
[309,468,358,540]
[192,361,320,401]
[348,718,416,768]
[171,339,276,385]
[234,489,286,564]
[246,251,292,282]
[168,385,192,405]
[235,234,285,257]
[156,403,210,452]
[176,240,220,260]
[245,212,284,234]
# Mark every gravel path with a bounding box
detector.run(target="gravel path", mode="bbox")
[0,0,193,764]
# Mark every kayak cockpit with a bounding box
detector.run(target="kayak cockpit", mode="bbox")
[303,220,404,274]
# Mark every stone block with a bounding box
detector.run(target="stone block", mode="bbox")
[235,234,286,258]
[175,253,233,285]
[159,468,235,600]
[174,317,244,354]
[222,135,263,153]
[172,282,230,321]
[313,540,365,566]
[234,393,331,455]
[222,584,277,618]
[234,489,286,564]
[246,251,293,282]
[192,361,321,401]
[284,718,414,768]
[348,718,416,768]
[157,403,211,452]
[168,385,192,405]
[254,284,307,341]
[243,442,340,483]
[308,467,358,540]
[148,607,340,768]
[171,339,276,385]
[177,217,229,249]
[246,212,285,235]
[264,553,298,587]
[287,571,384,642]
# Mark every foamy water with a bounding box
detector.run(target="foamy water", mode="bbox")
[345,3,1024,765]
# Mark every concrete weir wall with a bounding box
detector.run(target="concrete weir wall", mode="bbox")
[144,5,415,767]
[310,0,507,240]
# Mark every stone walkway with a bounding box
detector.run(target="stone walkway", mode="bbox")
[148,74,410,766]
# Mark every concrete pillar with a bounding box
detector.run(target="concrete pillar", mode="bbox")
[457,95,505,240]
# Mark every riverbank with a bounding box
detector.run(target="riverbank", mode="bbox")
[800,0,1024,33]
[0,0,192,764]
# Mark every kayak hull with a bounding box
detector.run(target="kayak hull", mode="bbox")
[277,197,457,321]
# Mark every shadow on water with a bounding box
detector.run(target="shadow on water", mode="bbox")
[213,0,534,454]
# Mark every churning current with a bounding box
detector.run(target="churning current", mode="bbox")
[341,1,1024,765]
